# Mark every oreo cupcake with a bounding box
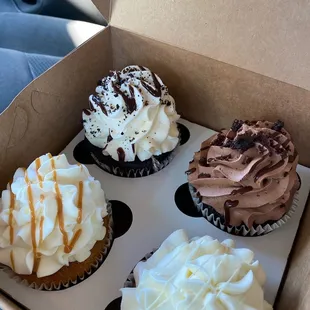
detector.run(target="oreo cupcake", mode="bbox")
[187,120,300,236]
[82,65,180,177]
[0,154,113,290]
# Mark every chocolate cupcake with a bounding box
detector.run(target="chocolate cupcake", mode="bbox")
[187,120,300,236]
[0,154,113,290]
[82,65,180,177]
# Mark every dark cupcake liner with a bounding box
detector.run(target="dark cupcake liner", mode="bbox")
[75,122,190,178]
[1,203,114,291]
[188,184,299,237]
[90,145,179,178]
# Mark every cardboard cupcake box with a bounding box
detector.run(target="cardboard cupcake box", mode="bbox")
[1,1,310,309]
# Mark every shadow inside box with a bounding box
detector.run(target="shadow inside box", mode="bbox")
[73,122,190,176]
[106,297,122,310]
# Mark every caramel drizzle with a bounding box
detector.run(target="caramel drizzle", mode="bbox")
[10,250,15,272]
[77,181,83,224]
[35,158,43,188]
[25,170,40,273]
[39,194,45,245]
[39,216,44,245]
[67,229,82,253]
[9,183,16,245]
[51,157,82,254]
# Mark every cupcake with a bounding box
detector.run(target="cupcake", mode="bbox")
[187,120,300,236]
[82,65,180,177]
[0,154,113,290]
[121,229,273,309]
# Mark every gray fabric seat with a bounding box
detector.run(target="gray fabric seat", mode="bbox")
[0,12,103,57]
[0,48,61,113]
[0,0,19,12]
[0,12,103,112]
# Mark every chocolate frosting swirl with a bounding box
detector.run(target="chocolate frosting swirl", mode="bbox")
[187,120,299,228]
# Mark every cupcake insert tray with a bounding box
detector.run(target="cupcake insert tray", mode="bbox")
[0,119,309,309]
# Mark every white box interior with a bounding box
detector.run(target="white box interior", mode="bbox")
[0,119,309,310]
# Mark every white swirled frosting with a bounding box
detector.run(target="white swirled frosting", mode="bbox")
[0,154,108,278]
[121,230,273,310]
[82,65,180,162]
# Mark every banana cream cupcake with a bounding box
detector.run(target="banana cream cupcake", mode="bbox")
[121,230,272,309]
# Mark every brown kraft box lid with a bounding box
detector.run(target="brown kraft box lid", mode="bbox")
[0,1,309,309]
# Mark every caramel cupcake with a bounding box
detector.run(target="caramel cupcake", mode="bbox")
[0,154,113,290]
[82,65,180,177]
[187,120,300,236]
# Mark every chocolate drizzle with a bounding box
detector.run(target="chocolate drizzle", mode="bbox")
[249,154,268,173]
[117,147,125,162]
[289,149,298,163]
[198,173,211,178]
[224,200,239,225]
[141,72,162,97]
[254,159,285,181]
[107,129,113,143]
[231,186,253,196]
[211,134,225,146]
[83,109,91,116]
[92,95,107,115]
[131,144,135,153]
[127,85,137,113]
[185,168,196,175]
[113,85,137,114]
[227,130,236,140]
[199,157,209,166]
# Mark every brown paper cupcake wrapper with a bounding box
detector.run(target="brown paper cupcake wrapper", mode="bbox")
[0,202,114,291]
[189,184,299,237]
[91,146,178,178]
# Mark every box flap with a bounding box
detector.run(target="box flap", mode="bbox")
[0,28,112,190]
[109,0,310,91]
[92,0,111,22]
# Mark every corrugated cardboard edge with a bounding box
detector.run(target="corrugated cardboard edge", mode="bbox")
[0,27,113,191]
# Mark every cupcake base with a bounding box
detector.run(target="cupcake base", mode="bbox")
[2,204,114,291]
[86,138,178,178]
[189,184,299,237]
